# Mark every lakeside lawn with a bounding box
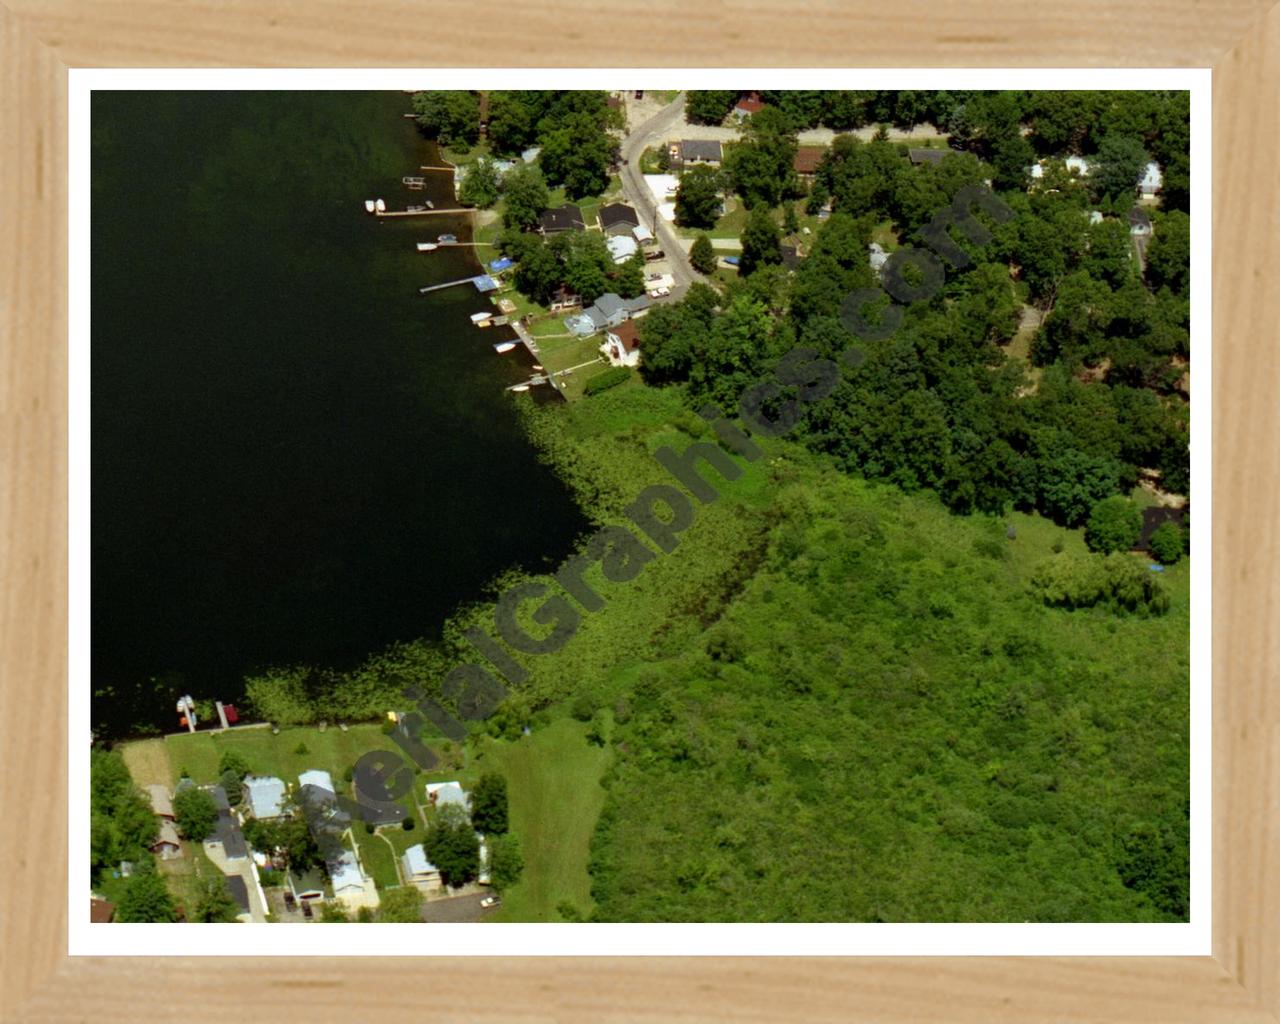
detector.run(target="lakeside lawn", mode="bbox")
[163,723,395,788]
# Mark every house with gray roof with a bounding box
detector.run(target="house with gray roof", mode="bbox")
[242,775,287,819]
[401,844,441,888]
[908,148,947,166]
[676,139,723,167]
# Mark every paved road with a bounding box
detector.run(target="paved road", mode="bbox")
[619,91,697,297]
[420,890,498,923]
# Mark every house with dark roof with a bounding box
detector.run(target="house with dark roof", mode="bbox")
[224,875,251,916]
[675,139,722,167]
[780,244,803,271]
[150,820,181,860]
[208,785,248,861]
[539,203,585,234]
[793,146,825,178]
[908,148,947,166]
[598,202,641,236]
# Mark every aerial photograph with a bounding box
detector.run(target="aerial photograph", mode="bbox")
[89,88,1191,925]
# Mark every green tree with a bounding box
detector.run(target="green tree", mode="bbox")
[685,91,737,125]
[739,206,782,276]
[485,92,539,155]
[320,901,350,922]
[470,773,509,835]
[562,232,613,304]
[459,158,502,208]
[115,861,178,923]
[424,804,481,888]
[509,233,562,305]
[411,91,480,149]
[689,233,718,275]
[377,885,424,922]
[245,666,315,726]
[1148,522,1185,565]
[615,250,647,299]
[1145,211,1190,296]
[501,164,550,231]
[487,833,524,892]
[1093,134,1149,202]
[219,768,244,804]
[1085,496,1143,553]
[217,750,251,779]
[191,876,242,923]
[539,112,614,199]
[725,106,798,208]
[1037,447,1123,527]
[674,165,723,229]
[173,786,219,841]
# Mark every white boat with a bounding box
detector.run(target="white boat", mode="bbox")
[375,198,386,213]
[426,200,435,209]
[511,383,530,392]
[531,364,544,371]
[438,233,457,244]
[416,242,438,252]
[470,311,494,324]
[364,200,376,213]
[494,342,518,353]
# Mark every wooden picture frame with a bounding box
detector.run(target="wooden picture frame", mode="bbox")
[2,4,1275,1020]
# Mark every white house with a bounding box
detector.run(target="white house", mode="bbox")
[327,847,380,912]
[425,781,468,810]
[1138,160,1162,196]
[242,776,287,819]
[401,844,442,890]
[607,235,639,265]
[601,320,642,368]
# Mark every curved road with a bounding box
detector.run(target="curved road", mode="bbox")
[618,91,698,297]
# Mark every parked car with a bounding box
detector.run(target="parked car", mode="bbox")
[644,249,665,262]
[480,895,502,909]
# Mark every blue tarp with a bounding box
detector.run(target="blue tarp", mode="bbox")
[723,256,741,266]
[489,257,514,272]
[472,275,499,292]
[1148,564,1165,572]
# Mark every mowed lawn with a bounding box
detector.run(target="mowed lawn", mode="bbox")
[162,724,393,787]
[476,719,611,921]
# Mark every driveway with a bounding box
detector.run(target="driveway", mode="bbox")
[420,890,499,923]
[618,92,697,298]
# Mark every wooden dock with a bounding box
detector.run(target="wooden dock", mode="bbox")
[376,208,464,218]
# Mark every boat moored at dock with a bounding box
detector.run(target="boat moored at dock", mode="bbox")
[375,198,386,213]
[438,233,457,244]
[470,311,494,324]
[416,242,438,252]
[364,199,376,213]
[494,342,518,353]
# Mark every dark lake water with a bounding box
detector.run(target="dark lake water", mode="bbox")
[91,91,588,737]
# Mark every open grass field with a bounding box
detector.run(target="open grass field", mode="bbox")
[120,737,173,789]
[474,719,611,922]
[163,723,392,788]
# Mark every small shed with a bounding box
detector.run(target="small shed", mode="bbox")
[151,819,181,859]
[425,781,468,810]
[146,785,174,819]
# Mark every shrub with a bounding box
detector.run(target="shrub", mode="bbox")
[1031,552,1168,615]
[584,366,632,396]
[1085,496,1143,554]
[570,693,595,722]
[402,817,415,832]
[293,742,309,756]
[1149,522,1185,565]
